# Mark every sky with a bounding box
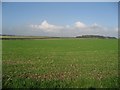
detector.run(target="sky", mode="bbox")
[0,2,1,34]
[2,0,120,2]
[2,2,118,37]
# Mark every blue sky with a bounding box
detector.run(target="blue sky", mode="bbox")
[2,2,118,37]
[0,2,1,34]
[2,0,120,2]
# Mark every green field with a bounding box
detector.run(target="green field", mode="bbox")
[2,39,118,88]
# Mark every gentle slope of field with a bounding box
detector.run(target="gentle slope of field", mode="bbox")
[2,39,118,88]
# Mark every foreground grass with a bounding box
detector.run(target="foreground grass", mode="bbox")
[2,39,118,88]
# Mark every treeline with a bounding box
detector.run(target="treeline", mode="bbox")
[0,34,16,36]
[76,35,117,39]
[0,34,117,39]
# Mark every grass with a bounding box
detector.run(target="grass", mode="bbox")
[2,38,118,88]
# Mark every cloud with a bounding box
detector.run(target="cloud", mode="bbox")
[90,23,101,28]
[30,20,63,32]
[74,21,86,29]
[115,27,118,32]
[66,25,70,28]
[28,20,118,37]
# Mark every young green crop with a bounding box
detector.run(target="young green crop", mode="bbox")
[2,39,118,88]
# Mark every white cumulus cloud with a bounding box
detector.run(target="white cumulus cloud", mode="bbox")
[74,21,86,29]
[30,20,63,32]
[29,20,118,38]
[91,23,101,28]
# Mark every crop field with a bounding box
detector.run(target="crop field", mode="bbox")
[2,39,118,88]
